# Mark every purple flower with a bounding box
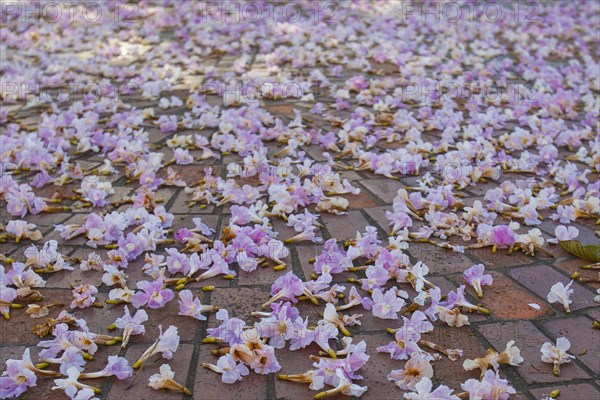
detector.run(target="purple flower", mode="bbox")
[40,347,85,375]
[371,288,405,319]
[80,356,132,380]
[114,306,148,348]
[463,264,493,298]
[165,248,190,275]
[178,289,218,320]
[548,225,579,244]
[118,233,145,261]
[133,325,179,368]
[359,265,390,291]
[206,309,246,346]
[132,277,174,309]
[70,284,98,309]
[262,272,307,308]
[0,358,37,398]
[203,354,249,384]
[404,376,460,400]
[461,370,515,400]
[377,328,422,360]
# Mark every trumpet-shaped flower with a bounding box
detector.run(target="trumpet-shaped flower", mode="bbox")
[148,364,192,395]
[178,290,218,320]
[132,277,174,309]
[0,358,37,398]
[463,341,524,377]
[80,356,132,380]
[114,306,148,348]
[463,264,493,298]
[547,225,579,244]
[547,280,574,313]
[70,284,98,309]
[262,272,307,308]
[461,370,516,400]
[52,367,99,399]
[133,325,179,368]
[377,328,422,360]
[388,353,434,391]
[540,337,575,376]
[371,288,405,319]
[403,377,460,400]
[203,354,250,384]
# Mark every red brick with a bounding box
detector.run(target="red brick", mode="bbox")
[194,340,268,400]
[539,316,600,373]
[477,321,591,384]
[508,264,597,312]
[321,210,369,241]
[477,272,554,319]
[464,247,534,270]
[529,383,600,400]
[408,243,474,275]
[555,258,600,289]
[362,206,393,235]
[108,343,194,400]
[359,179,403,204]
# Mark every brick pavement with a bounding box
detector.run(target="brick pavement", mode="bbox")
[1,2,599,400]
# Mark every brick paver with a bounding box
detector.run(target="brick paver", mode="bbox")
[1,2,599,400]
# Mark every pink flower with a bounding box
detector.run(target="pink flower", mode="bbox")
[377,328,421,360]
[79,356,132,380]
[262,272,308,308]
[388,353,434,391]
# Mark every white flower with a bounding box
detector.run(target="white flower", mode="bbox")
[403,376,460,400]
[540,337,575,376]
[547,225,579,244]
[547,280,574,313]
[388,353,434,391]
[148,364,192,395]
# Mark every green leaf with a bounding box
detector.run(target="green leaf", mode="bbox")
[560,240,600,262]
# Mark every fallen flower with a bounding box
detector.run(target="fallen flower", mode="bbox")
[461,370,516,400]
[131,277,174,309]
[202,354,250,384]
[403,376,460,400]
[547,280,574,313]
[178,289,219,320]
[463,341,524,378]
[388,353,434,391]
[79,356,132,380]
[113,306,148,348]
[133,325,179,369]
[463,264,493,298]
[148,364,192,395]
[52,367,100,399]
[314,369,367,399]
[540,337,575,376]
[371,287,405,320]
